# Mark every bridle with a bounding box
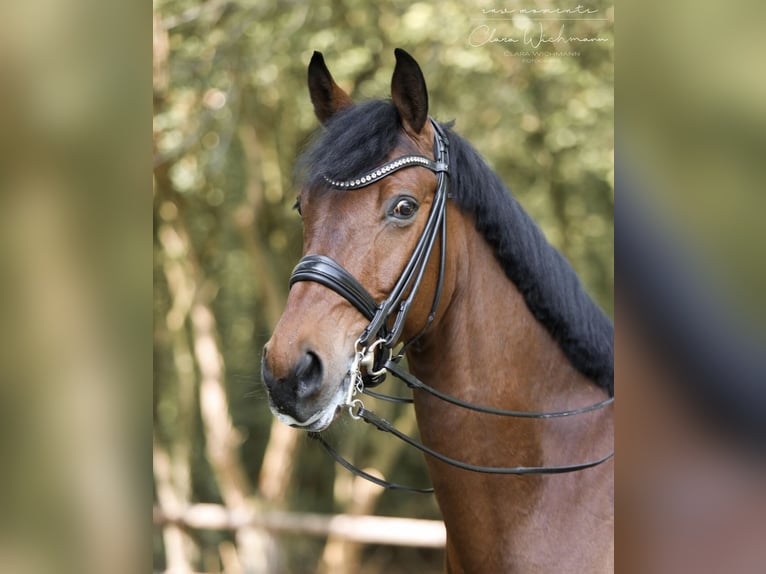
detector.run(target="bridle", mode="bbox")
[288,119,614,492]
[291,119,452,379]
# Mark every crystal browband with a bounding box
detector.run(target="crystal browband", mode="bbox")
[324,155,448,190]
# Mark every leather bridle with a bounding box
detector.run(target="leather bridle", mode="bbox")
[291,119,452,383]
[288,119,614,492]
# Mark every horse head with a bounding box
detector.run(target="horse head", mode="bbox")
[261,50,456,430]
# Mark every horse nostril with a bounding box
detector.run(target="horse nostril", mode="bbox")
[261,348,324,419]
[261,353,277,392]
[295,351,323,399]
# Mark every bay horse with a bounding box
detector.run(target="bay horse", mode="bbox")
[262,49,614,573]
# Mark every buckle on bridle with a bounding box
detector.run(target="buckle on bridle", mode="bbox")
[357,338,390,387]
[348,399,365,420]
[344,338,390,397]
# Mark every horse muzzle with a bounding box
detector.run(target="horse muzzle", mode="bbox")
[261,345,352,431]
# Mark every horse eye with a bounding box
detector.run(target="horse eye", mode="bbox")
[390,196,419,220]
[293,197,303,216]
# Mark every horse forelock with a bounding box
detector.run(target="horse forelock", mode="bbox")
[296,100,403,191]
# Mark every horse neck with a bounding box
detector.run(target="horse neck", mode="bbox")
[407,207,613,571]
[409,206,610,436]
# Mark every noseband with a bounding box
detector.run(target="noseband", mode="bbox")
[288,119,613,490]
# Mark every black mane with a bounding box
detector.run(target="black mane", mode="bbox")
[298,101,614,394]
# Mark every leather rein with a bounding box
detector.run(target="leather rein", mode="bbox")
[289,119,614,493]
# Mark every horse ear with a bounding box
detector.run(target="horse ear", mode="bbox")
[391,48,429,134]
[308,51,353,124]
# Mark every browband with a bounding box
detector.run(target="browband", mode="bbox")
[324,155,448,190]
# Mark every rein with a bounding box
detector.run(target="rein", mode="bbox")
[291,119,614,492]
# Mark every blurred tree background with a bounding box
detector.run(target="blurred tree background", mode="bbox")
[153,0,613,572]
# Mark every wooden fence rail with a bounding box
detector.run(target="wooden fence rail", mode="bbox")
[154,503,446,548]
